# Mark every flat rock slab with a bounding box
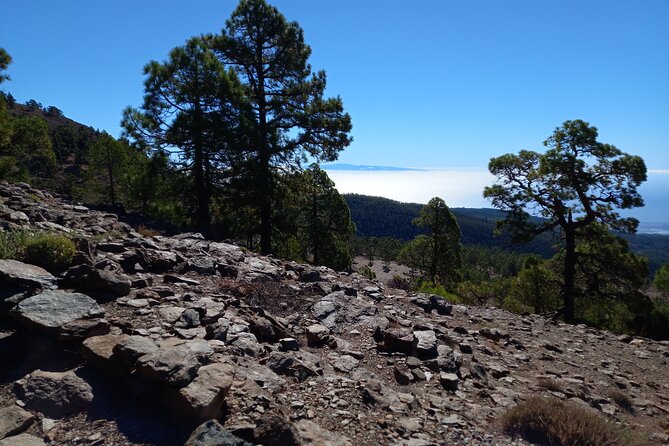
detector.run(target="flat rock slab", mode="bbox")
[0,260,56,290]
[15,369,93,418]
[0,405,35,439]
[11,291,104,334]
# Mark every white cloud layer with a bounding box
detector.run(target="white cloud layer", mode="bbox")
[326,170,494,207]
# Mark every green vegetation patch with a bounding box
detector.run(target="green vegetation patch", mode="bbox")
[24,233,76,271]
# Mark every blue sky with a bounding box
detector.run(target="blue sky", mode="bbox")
[2,1,668,220]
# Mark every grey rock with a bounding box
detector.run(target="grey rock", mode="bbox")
[84,269,131,298]
[164,274,200,286]
[187,258,217,275]
[383,328,417,355]
[266,351,320,381]
[0,434,47,446]
[113,335,159,366]
[0,405,35,440]
[254,415,300,446]
[429,295,452,316]
[394,363,413,385]
[15,370,93,418]
[57,318,110,341]
[0,260,56,290]
[96,242,126,253]
[279,338,300,351]
[229,332,263,357]
[332,354,359,373]
[184,420,252,446]
[176,309,202,328]
[306,323,330,346]
[439,372,459,391]
[81,334,131,377]
[414,330,438,359]
[169,362,235,425]
[136,340,213,387]
[11,291,104,334]
[299,270,322,282]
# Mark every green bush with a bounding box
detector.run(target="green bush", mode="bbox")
[357,265,376,280]
[418,281,462,304]
[0,229,31,259]
[24,233,76,271]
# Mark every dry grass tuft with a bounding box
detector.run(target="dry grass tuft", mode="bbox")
[537,378,565,393]
[136,225,160,237]
[608,389,635,414]
[501,396,649,446]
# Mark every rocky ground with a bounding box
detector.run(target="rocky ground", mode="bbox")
[0,181,668,446]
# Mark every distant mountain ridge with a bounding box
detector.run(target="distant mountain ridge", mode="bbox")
[343,193,669,274]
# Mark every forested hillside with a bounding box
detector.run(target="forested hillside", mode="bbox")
[345,193,669,274]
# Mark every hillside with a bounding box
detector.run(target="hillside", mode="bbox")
[344,193,669,274]
[1,182,668,445]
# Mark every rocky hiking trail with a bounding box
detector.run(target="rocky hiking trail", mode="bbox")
[1,181,668,446]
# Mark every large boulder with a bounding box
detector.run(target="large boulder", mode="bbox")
[81,334,131,377]
[14,369,93,418]
[10,291,104,335]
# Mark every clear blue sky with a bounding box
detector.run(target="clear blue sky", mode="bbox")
[2,0,668,171]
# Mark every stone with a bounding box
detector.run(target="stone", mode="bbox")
[383,328,416,355]
[429,295,452,316]
[113,335,159,366]
[187,258,217,275]
[299,270,322,282]
[470,363,487,381]
[410,295,432,312]
[414,330,438,359]
[394,364,413,385]
[11,291,104,334]
[139,249,180,272]
[84,269,131,298]
[136,340,213,387]
[489,365,510,379]
[306,323,330,346]
[332,354,359,373]
[439,372,459,391]
[96,242,126,253]
[81,334,130,376]
[254,415,300,446]
[229,332,263,357]
[0,405,35,439]
[280,338,300,351]
[57,318,110,341]
[0,259,56,290]
[15,369,93,418]
[170,363,235,424]
[184,420,252,446]
[0,434,47,446]
[266,351,320,381]
[176,309,202,328]
[164,274,200,286]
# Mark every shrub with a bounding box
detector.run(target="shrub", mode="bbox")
[608,390,635,414]
[357,265,376,280]
[0,229,31,259]
[417,281,462,304]
[387,274,411,290]
[537,378,565,393]
[501,396,649,446]
[24,233,76,271]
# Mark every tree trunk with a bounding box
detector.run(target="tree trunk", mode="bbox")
[257,58,272,255]
[193,105,209,235]
[563,226,576,323]
[107,154,116,207]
